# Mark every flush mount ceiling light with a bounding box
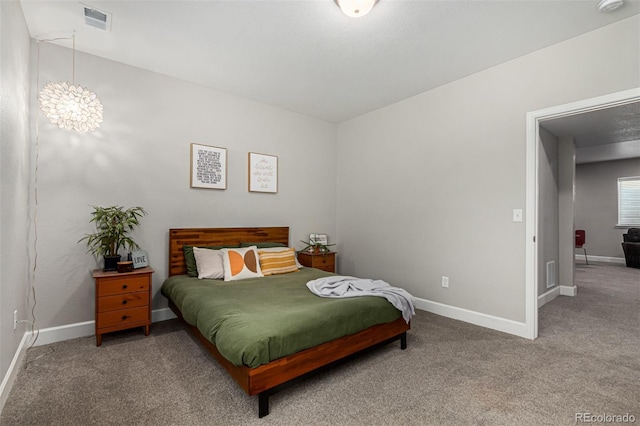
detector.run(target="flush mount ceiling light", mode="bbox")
[335,0,379,18]
[38,36,103,133]
[597,0,624,12]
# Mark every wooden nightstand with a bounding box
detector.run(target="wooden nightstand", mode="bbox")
[297,251,336,273]
[93,267,154,346]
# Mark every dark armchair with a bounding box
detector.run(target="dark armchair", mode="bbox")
[622,228,640,269]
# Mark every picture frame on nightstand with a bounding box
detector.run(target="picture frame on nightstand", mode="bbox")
[131,250,149,269]
[309,233,328,245]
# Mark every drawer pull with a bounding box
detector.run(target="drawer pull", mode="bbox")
[122,300,128,305]
[122,315,129,320]
[122,284,128,289]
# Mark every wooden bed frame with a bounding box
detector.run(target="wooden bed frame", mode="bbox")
[166,227,410,417]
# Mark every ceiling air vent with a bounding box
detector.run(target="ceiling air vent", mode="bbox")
[83,5,111,31]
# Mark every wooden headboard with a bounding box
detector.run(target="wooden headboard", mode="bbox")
[168,227,289,276]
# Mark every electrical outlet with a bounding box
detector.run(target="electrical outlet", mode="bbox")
[441,276,449,288]
[14,310,18,330]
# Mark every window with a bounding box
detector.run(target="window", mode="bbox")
[618,176,640,226]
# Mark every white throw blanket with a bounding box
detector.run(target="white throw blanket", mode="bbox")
[306,276,415,323]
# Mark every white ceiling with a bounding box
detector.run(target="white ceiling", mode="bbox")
[20,0,640,124]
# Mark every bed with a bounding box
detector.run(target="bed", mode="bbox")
[162,227,410,417]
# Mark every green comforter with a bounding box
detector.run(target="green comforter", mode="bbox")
[161,268,401,368]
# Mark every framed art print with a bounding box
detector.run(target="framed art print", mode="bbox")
[248,152,278,193]
[310,233,328,245]
[191,143,227,189]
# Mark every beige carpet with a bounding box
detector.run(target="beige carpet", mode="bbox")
[1,262,638,425]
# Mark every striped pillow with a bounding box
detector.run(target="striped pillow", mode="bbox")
[258,248,299,276]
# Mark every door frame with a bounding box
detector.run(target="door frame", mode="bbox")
[525,87,640,339]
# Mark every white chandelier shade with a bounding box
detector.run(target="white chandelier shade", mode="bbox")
[336,0,378,18]
[39,81,103,133]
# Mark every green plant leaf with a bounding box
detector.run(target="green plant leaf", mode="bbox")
[78,205,147,258]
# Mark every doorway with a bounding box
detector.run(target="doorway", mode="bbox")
[525,88,640,339]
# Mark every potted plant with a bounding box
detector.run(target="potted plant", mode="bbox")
[299,239,336,255]
[79,205,147,271]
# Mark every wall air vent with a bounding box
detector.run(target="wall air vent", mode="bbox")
[83,5,111,31]
[546,261,556,289]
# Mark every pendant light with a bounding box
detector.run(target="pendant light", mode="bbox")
[38,35,103,133]
[335,0,379,18]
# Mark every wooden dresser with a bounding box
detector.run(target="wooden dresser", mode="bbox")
[93,267,153,346]
[297,252,336,273]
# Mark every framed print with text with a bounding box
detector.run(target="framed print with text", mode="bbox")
[248,152,278,193]
[190,143,227,189]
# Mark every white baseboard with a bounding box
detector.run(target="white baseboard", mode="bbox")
[31,307,177,348]
[560,285,578,296]
[152,307,178,323]
[538,286,561,308]
[0,332,29,414]
[30,320,95,347]
[414,297,530,339]
[537,285,577,308]
[575,254,625,264]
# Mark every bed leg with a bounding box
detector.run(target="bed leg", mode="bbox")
[400,332,407,350]
[258,393,269,418]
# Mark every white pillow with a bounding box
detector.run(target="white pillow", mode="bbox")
[258,246,304,268]
[193,247,224,279]
[220,246,264,281]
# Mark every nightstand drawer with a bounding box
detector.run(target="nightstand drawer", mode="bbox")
[309,256,334,268]
[315,265,335,273]
[297,252,336,273]
[98,292,148,313]
[98,307,149,328]
[97,275,149,296]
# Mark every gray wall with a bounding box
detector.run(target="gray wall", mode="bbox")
[30,42,337,329]
[538,128,559,295]
[0,0,31,407]
[575,157,640,257]
[558,137,576,289]
[336,16,640,322]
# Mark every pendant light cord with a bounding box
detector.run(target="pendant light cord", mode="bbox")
[28,35,74,350]
[72,34,75,85]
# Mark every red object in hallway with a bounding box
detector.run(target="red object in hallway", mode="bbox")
[575,229,588,265]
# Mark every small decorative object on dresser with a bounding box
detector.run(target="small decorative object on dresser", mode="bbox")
[93,267,154,346]
[130,250,149,269]
[309,233,328,245]
[116,261,133,273]
[299,236,335,255]
[297,251,336,273]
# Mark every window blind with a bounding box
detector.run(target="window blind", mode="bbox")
[618,176,640,226]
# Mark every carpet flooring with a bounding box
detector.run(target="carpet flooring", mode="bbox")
[1,262,638,425]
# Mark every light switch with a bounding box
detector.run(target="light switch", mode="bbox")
[513,209,523,222]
